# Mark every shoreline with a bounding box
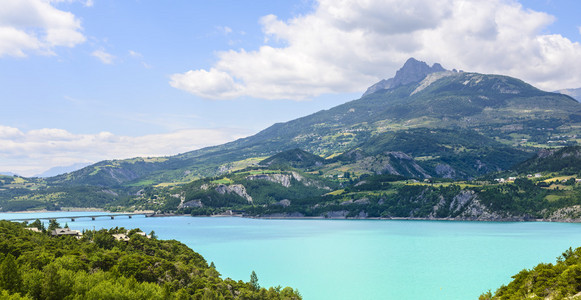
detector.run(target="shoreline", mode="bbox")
[1,209,155,214]
[2,209,580,223]
[247,215,576,222]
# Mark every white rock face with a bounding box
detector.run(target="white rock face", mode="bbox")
[246,171,331,190]
[215,184,253,203]
[454,191,504,220]
[362,58,447,97]
[410,71,456,95]
[246,173,293,187]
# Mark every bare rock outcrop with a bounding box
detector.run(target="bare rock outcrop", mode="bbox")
[215,184,253,203]
[455,192,503,220]
[363,58,447,97]
[547,205,581,221]
[246,172,330,190]
[324,211,349,219]
[435,164,456,178]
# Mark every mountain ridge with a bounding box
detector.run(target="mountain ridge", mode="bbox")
[46,60,581,187]
[2,58,581,213]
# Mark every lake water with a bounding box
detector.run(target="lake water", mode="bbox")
[2,212,581,299]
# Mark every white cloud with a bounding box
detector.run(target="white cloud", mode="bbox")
[0,125,251,177]
[0,0,85,57]
[128,50,152,68]
[170,0,581,99]
[91,48,115,64]
[128,50,142,57]
[217,26,233,35]
[170,68,244,99]
[0,126,24,139]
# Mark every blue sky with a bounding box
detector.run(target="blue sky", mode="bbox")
[1,0,581,176]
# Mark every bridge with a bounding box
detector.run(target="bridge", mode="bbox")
[7,213,154,223]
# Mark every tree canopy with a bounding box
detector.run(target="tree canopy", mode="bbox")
[0,220,301,300]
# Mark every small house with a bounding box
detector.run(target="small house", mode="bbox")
[134,231,151,238]
[51,228,82,238]
[112,233,130,242]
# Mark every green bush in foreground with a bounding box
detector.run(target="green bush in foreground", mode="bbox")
[481,246,581,299]
[0,220,301,300]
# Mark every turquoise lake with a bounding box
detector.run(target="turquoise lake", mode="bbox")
[2,212,581,299]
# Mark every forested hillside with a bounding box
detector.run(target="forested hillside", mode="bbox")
[0,220,301,299]
[100,145,576,222]
[480,246,581,299]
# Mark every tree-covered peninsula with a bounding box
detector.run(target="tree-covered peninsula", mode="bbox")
[0,220,301,299]
[481,245,581,299]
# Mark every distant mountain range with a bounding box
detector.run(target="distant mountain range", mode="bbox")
[34,162,92,178]
[2,57,581,212]
[556,87,581,102]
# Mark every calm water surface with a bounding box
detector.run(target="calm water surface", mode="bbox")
[2,212,581,300]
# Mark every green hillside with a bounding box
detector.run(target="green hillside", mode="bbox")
[34,60,581,189]
[0,220,300,299]
[336,128,531,178]
[98,145,580,222]
[259,148,326,169]
[2,58,581,212]
[514,146,581,174]
[481,246,581,299]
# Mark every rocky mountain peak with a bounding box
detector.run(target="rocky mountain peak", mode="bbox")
[362,58,447,97]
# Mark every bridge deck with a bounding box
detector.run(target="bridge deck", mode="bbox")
[6,213,152,222]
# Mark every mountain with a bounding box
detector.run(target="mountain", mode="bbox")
[34,162,92,178]
[335,128,531,178]
[50,59,581,186]
[259,148,326,169]
[556,87,581,102]
[0,172,17,176]
[47,157,173,187]
[513,146,581,174]
[4,58,581,211]
[172,148,581,221]
[175,167,336,210]
[362,57,447,97]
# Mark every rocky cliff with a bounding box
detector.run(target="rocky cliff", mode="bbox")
[362,57,447,97]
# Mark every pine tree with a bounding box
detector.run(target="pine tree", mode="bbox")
[30,219,44,231]
[47,219,60,231]
[0,254,22,293]
[250,270,260,290]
